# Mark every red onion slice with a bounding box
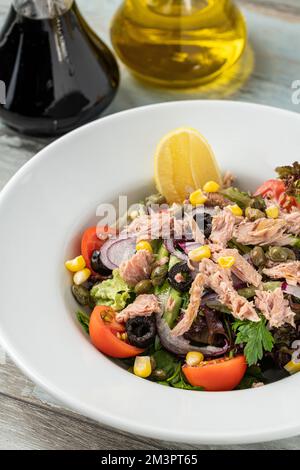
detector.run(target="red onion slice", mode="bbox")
[292,340,300,349]
[231,275,247,290]
[201,291,218,305]
[164,239,187,261]
[243,253,252,264]
[291,341,300,364]
[282,282,300,299]
[156,315,229,357]
[178,241,201,254]
[100,235,136,270]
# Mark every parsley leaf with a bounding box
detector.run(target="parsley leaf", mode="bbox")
[232,318,274,366]
[76,310,90,334]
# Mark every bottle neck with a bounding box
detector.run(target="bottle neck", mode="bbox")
[13,0,74,19]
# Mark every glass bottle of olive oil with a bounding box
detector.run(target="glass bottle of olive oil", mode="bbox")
[111,0,247,88]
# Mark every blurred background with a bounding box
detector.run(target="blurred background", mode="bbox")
[0,0,298,190]
[81,0,299,115]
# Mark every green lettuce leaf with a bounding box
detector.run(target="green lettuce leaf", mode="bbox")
[90,270,132,311]
[236,365,264,390]
[276,162,300,198]
[76,310,90,334]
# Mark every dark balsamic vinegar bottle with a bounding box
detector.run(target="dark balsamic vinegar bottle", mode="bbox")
[0,1,119,136]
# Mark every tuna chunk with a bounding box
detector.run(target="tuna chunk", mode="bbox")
[281,210,300,235]
[200,258,260,322]
[119,250,154,286]
[222,171,235,189]
[210,209,237,246]
[127,207,210,243]
[226,292,259,322]
[213,248,262,287]
[116,294,161,323]
[171,273,205,337]
[127,213,174,241]
[255,288,295,328]
[185,215,205,244]
[205,192,231,208]
[263,261,300,286]
[234,218,292,246]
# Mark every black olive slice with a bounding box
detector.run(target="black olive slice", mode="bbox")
[168,262,193,292]
[193,211,213,238]
[126,315,156,348]
[91,250,112,276]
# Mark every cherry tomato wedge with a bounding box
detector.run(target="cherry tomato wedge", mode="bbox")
[89,306,144,358]
[182,355,247,391]
[254,179,285,200]
[81,226,115,272]
[255,179,299,211]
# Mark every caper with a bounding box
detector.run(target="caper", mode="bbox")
[238,287,256,299]
[134,279,154,295]
[145,193,166,206]
[151,368,167,381]
[150,356,156,370]
[245,207,265,221]
[71,284,90,306]
[151,265,168,287]
[250,246,266,267]
[266,246,290,262]
[285,248,296,260]
[249,196,266,211]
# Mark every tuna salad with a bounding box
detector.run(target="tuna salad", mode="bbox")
[65,162,300,392]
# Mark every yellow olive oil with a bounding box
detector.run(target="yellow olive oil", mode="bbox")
[111,0,247,88]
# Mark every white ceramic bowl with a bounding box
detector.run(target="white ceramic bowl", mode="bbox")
[0,101,299,445]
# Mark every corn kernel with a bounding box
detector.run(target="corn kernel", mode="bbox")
[133,356,152,378]
[218,256,235,268]
[189,189,207,206]
[117,332,128,342]
[284,360,300,375]
[129,210,139,220]
[203,181,220,193]
[136,240,153,253]
[65,255,86,273]
[188,245,211,262]
[186,351,204,366]
[265,205,279,219]
[73,268,91,286]
[228,204,243,217]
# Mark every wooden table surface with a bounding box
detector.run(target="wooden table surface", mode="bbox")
[0,0,300,450]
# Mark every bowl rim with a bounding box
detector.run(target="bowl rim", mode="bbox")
[1,100,300,445]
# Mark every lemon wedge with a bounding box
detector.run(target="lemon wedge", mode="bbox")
[154,127,222,203]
